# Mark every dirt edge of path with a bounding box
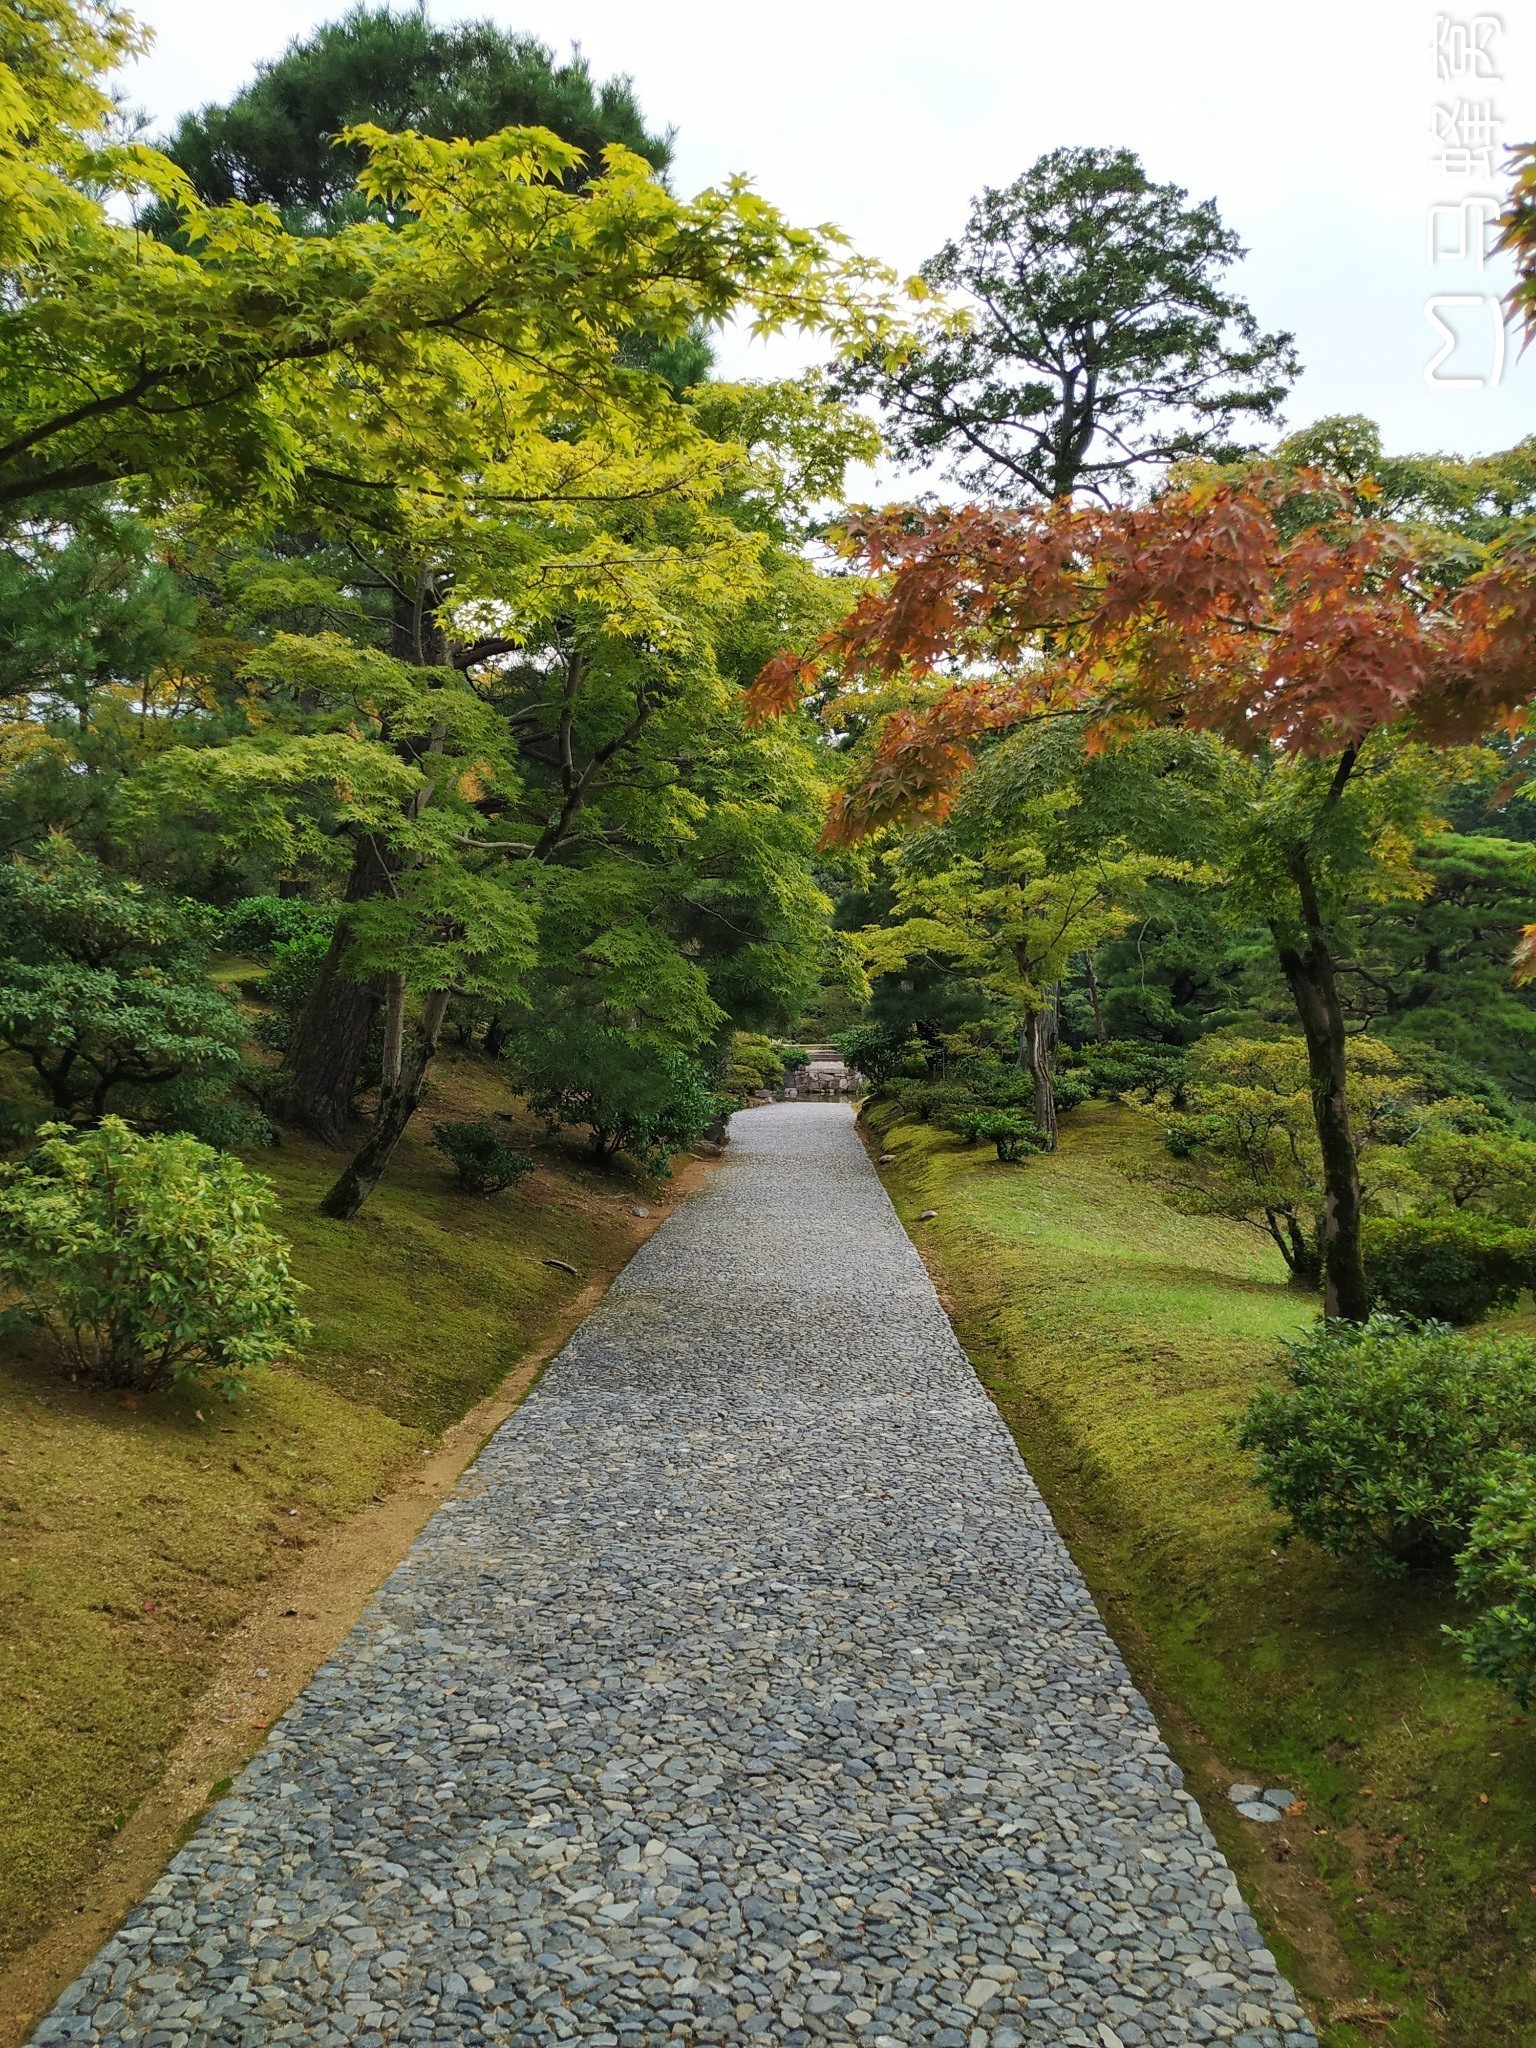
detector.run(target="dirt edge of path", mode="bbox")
[0,1152,720,2048]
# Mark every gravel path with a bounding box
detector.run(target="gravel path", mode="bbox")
[38,1104,1317,2048]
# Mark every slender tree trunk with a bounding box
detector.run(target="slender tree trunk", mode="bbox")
[1283,1213,1324,1291]
[1024,988,1061,1151]
[275,581,451,1142]
[483,1011,511,1060]
[273,834,395,1143]
[319,989,451,1220]
[1272,855,1368,1320]
[1082,951,1109,1043]
[380,972,406,1089]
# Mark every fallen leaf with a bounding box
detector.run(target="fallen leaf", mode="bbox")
[141,1601,157,1613]
[120,1396,139,1411]
[1479,1793,1489,1804]
[249,1719,269,1729]
[1360,1787,1375,1798]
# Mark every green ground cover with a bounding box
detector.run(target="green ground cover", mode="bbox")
[0,1050,648,1976]
[871,1098,1536,2048]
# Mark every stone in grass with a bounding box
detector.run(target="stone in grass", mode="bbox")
[1236,1800,1283,1824]
[1227,1784,1262,1805]
[1262,1787,1298,1810]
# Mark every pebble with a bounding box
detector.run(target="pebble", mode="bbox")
[36,1106,1318,2048]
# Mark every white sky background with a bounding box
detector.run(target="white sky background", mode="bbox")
[119,1,1536,496]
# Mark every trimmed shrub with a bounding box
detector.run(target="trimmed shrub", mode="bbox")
[725,1032,785,1100]
[218,895,336,954]
[889,1078,978,1125]
[950,1109,1044,1163]
[431,1119,535,1195]
[1450,1456,1536,1706]
[1237,1315,1536,1572]
[0,1118,307,1399]
[1365,1214,1536,1325]
[1052,1069,1092,1115]
[1078,1038,1188,1104]
[520,1035,717,1172]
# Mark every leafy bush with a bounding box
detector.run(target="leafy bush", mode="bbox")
[248,928,336,1053]
[1052,1068,1092,1115]
[430,1119,534,1195]
[950,1108,1044,1163]
[1237,1315,1536,1572]
[889,1078,977,1125]
[0,843,249,1127]
[0,1118,307,1398]
[218,895,336,954]
[520,1029,718,1171]
[832,1022,917,1088]
[1078,1038,1188,1104]
[1450,1456,1536,1706]
[726,1031,785,1099]
[1365,1213,1536,1325]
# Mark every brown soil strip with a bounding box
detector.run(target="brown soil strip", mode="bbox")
[0,1153,717,2048]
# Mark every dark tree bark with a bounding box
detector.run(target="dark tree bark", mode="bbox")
[273,832,395,1142]
[1263,1209,1324,1291]
[1022,989,1061,1151]
[319,988,451,1219]
[274,581,451,1142]
[1272,843,1368,1321]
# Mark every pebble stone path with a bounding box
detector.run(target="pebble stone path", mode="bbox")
[38,1104,1318,2048]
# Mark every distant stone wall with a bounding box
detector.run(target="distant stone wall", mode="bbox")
[776,1046,863,1100]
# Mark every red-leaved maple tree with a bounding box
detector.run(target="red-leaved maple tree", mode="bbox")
[751,471,1536,1319]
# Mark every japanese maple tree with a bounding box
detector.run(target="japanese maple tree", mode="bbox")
[750,472,1536,1319]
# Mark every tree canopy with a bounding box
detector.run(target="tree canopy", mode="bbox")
[153,5,671,230]
[834,147,1297,502]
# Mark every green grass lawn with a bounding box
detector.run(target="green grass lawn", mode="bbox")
[871,1098,1536,2048]
[0,1049,656,1980]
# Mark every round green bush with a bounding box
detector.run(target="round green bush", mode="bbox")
[0,1118,307,1399]
[1449,1455,1536,1707]
[219,895,336,954]
[1236,1314,1536,1573]
[430,1119,535,1195]
[1365,1213,1536,1325]
[949,1108,1044,1163]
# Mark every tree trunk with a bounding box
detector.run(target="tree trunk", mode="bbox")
[1272,862,1368,1320]
[276,579,449,1144]
[1082,951,1109,1043]
[319,989,451,1220]
[273,832,399,1142]
[1276,1211,1324,1291]
[1024,989,1060,1151]
[380,971,406,1089]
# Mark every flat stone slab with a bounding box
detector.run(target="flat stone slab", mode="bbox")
[38,1104,1317,2047]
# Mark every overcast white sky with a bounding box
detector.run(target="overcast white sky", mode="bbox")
[119,2,1535,492]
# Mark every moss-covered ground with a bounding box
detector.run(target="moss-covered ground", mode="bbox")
[0,1049,661,1979]
[870,1099,1536,2048]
